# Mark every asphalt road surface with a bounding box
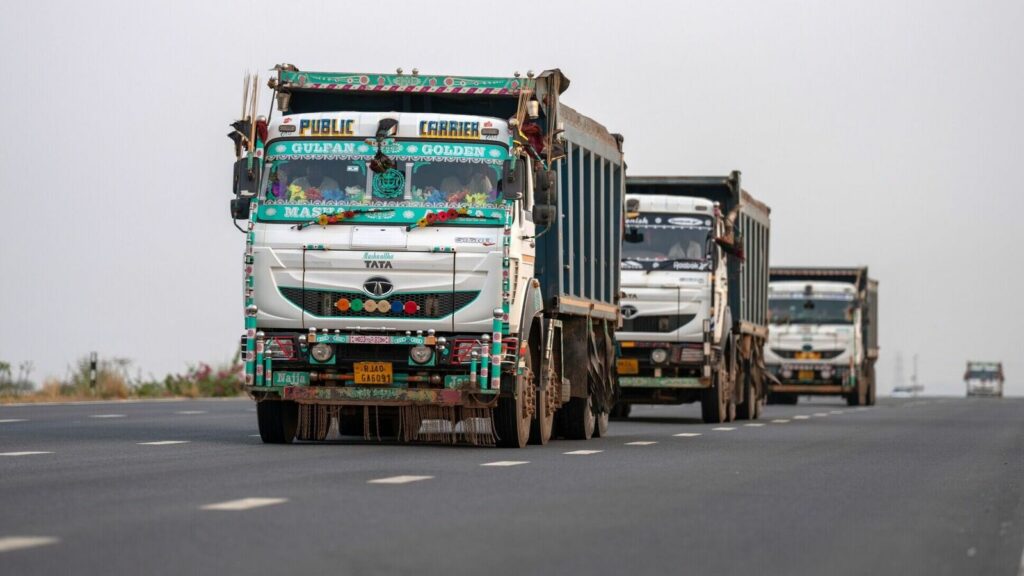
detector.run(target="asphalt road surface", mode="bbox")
[2,396,1023,576]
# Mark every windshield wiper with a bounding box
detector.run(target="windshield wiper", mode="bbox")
[292,207,396,231]
[405,208,504,231]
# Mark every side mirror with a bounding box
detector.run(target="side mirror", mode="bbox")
[624,228,644,243]
[532,205,556,227]
[502,161,524,201]
[233,158,258,196]
[230,196,252,220]
[538,169,556,193]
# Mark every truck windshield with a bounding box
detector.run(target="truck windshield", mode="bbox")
[769,297,854,325]
[622,213,712,271]
[262,146,503,209]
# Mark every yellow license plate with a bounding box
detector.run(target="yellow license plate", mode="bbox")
[354,362,393,384]
[617,358,639,375]
[798,370,815,381]
[795,351,821,360]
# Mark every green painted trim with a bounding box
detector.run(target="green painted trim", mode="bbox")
[618,376,705,389]
[279,70,527,93]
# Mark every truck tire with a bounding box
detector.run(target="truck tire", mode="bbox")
[295,404,330,441]
[866,365,877,406]
[528,346,554,445]
[257,399,298,444]
[593,409,610,438]
[846,374,866,406]
[496,348,533,448]
[736,360,758,420]
[561,393,596,440]
[701,377,728,424]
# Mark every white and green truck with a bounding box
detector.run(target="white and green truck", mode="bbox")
[230,65,625,446]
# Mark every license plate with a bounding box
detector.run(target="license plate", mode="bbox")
[798,370,815,381]
[354,362,393,384]
[617,358,639,375]
[795,351,821,360]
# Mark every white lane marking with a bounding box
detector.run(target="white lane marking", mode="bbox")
[829,410,845,415]
[712,427,736,431]
[249,434,262,437]
[0,536,60,553]
[793,415,811,420]
[563,450,603,455]
[772,419,790,424]
[813,413,829,417]
[0,419,27,423]
[137,441,190,446]
[480,461,529,467]
[0,451,52,457]
[854,407,870,411]
[90,414,125,419]
[368,475,434,484]
[201,497,288,511]
[246,408,257,412]
[175,410,207,415]
[625,441,658,446]
[674,432,702,437]
[744,423,765,427]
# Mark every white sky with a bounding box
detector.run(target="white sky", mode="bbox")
[1,0,1021,395]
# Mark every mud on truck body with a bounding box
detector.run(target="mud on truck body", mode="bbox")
[229,66,624,447]
[615,173,772,423]
[765,267,879,406]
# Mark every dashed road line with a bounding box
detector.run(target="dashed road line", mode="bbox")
[0,419,27,424]
[368,475,435,484]
[0,451,52,457]
[772,419,790,424]
[829,410,845,415]
[201,497,288,511]
[90,414,126,419]
[744,423,765,427]
[481,461,530,467]
[712,427,736,431]
[0,536,60,553]
[249,434,262,438]
[793,415,810,420]
[564,450,603,455]
[813,413,829,417]
[137,441,190,446]
[674,432,702,437]
[175,410,207,415]
[625,441,658,446]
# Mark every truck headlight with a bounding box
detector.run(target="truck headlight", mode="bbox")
[410,345,434,365]
[310,343,334,362]
[650,348,669,364]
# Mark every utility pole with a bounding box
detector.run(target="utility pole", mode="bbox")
[89,352,98,392]
[910,353,919,397]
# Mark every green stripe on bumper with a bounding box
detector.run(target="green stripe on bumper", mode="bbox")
[618,377,705,389]
[281,385,497,406]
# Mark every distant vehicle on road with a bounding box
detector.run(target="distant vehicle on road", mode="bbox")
[965,361,1004,397]
[765,267,878,406]
[615,173,772,423]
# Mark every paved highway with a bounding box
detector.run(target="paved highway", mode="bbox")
[2,397,1023,575]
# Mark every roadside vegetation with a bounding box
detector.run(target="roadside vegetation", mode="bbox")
[0,355,244,403]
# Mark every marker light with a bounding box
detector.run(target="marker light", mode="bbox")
[335,298,351,312]
[377,300,391,314]
[350,299,364,312]
[404,301,419,314]
[391,301,404,314]
[364,300,378,313]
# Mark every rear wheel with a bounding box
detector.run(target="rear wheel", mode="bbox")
[610,402,631,420]
[736,361,758,420]
[496,348,533,448]
[866,365,877,406]
[562,393,596,440]
[593,409,610,438]
[528,347,554,445]
[257,399,298,444]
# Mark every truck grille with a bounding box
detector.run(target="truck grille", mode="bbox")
[620,314,696,333]
[279,288,478,319]
[770,348,844,360]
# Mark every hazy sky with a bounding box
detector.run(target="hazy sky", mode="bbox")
[1,0,1021,395]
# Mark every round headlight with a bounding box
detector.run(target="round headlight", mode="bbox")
[310,343,334,362]
[410,345,434,365]
[650,348,669,364]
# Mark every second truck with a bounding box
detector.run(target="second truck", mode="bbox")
[615,172,772,423]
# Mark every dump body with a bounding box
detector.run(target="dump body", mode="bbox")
[616,172,771,422]
[965,361,1004,397]
[231,66,623,445]
[765,267,879,405]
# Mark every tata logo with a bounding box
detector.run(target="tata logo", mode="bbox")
[363,277,394,298]
[621,305,639,319]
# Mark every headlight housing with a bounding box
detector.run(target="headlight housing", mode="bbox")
[409,345,434,365]
[310,343,334,362]
[650,348,669,364]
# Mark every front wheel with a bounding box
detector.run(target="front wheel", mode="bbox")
[701,378,728,424]
[496,348,533,448]
[257,399,298,444]
[528,348,554,445]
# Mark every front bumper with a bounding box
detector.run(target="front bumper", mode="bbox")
[766,363,852,393]
[617,341,709,389]
[249,385,498,408]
